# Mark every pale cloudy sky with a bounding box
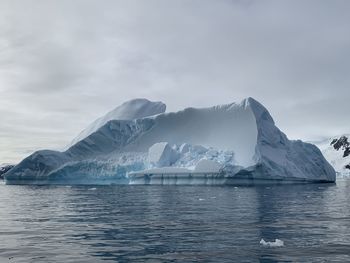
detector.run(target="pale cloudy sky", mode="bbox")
[1,0,349,163]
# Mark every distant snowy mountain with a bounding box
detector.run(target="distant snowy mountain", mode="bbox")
[66,98,166,149]
[314,135,350,177]
[5,98,335,185]
[0,164,15,179]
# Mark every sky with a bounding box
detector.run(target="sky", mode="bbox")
[0,0,350,164]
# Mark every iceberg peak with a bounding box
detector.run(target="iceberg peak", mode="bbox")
[66,98,166,149]
[243,97,275,125]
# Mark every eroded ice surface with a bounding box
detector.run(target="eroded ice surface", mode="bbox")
[148,142,179,167]
[5,98,336,185]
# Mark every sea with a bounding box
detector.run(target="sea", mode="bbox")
[0,179,350,262]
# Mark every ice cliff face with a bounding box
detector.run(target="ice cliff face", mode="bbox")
[314,135,350,177]
[233,98,335,182]
[5,97,336,185]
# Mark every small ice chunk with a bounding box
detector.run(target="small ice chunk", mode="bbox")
[260,239,284,247]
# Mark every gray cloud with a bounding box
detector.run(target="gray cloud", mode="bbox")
[0,0,350,163]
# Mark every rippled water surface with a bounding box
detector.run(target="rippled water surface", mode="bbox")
[1,180,350,262]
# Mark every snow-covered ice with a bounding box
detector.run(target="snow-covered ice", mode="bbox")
[5,97,336,185]
[0,164,15,179]
[314,135,350,177]
[194,159,222,173]
[66,98,166,149]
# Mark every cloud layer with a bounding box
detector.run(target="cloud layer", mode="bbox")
[1,0,350,163]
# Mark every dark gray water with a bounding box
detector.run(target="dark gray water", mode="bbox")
[1,180,350,263]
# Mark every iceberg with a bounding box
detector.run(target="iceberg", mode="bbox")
[5,97,336,185]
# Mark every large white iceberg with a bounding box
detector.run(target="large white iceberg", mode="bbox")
[5,97,336,185]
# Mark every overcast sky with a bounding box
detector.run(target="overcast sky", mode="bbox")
[1,0,349,163]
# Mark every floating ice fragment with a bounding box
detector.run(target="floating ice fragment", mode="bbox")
[88,188,97,191]
[260,238,284,247]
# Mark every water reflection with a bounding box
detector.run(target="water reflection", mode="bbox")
[1,182,350,262]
